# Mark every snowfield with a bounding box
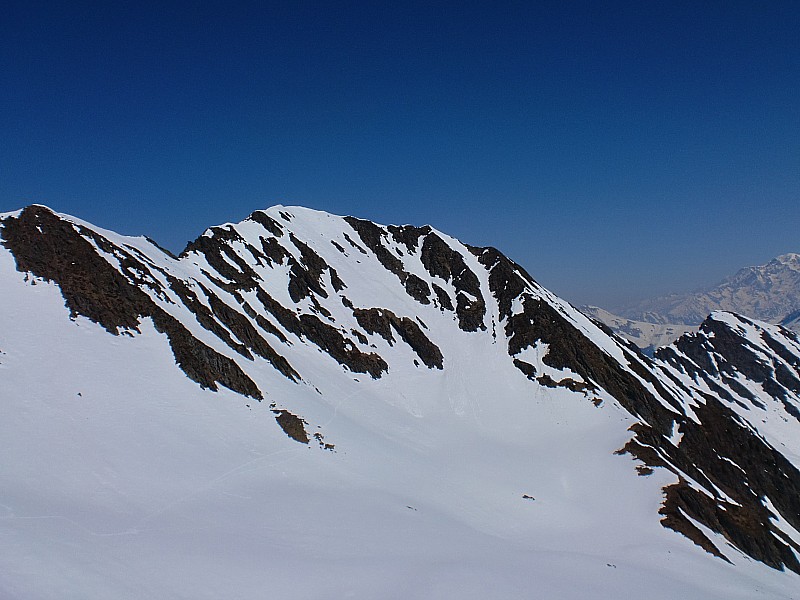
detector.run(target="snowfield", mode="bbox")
[1,206,798,599]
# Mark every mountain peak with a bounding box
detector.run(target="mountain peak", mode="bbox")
[611,252,800,326]
[2,205,800,598]
[772,252,800,265]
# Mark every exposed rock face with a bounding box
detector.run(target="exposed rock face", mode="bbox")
[273,410,310,444]
[650,313,800,569]
[181,213,388,379]
[343,217,433,306]
[2,204,799,577]
[421,233,486,331]
[1,206,263,399]
[353,307,443,369]
[479,250,800,567]
[656,313,800,421]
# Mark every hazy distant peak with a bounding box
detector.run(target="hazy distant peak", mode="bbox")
[613,252,800,326]
[772,252,800,265]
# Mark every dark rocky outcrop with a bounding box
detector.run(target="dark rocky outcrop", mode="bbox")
[298,313,387,378]
[621,389,800,572]
[431,283,454,311]
[387,224,431,253]
[1,206,262,399]
[253,288,387,378]
[513,359,537,379]
[404,274,431,305]
[182,228,262,292]
[199,284,298,380]
[505,295,676,429]
[260,237,291,266]
[638,315,800,572]
[274,410,309,444]
[420,233,486,331]
[657,315,800,420]
[343,232,367,254]
[344,217,406,279]
[344,217,432,306]
[247,210,285,237]
[287,233,331,302]
[475,246,530,320]
[178,219,385,379]
[353,307,444,369]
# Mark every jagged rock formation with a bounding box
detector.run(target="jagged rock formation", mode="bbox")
[653,313,800,569]
[1,204,798,599]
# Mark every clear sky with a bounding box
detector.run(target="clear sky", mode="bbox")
[2,1,798,308]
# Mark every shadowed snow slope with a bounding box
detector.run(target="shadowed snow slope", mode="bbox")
[1,205,798,599]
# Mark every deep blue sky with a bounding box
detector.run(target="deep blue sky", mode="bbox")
[2,1,798,307]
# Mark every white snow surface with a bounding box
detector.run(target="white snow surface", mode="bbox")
[0,206,798,599]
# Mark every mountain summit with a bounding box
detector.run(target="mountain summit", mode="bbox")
[615,252,800,326]
[1,205,799,599]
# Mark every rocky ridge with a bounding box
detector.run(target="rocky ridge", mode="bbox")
[1,204,799,580]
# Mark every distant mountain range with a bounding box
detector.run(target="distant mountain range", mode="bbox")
[579,306,696,353]
[1,205,799,599]
[616,253,800,325]
[585,253,800,350]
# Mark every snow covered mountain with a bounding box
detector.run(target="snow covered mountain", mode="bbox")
[586,253,800,351]
[616,253,800,326]
[1,205,799,599]
[579,305,695,353]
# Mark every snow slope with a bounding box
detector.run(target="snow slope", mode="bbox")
[1,205,798,599]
